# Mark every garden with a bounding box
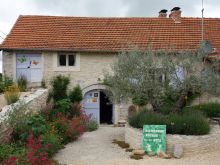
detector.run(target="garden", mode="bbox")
[0,75,98,164]
[105,48,220,136]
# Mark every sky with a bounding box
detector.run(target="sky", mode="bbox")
[0,0,219,72]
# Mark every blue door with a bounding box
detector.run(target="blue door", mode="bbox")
[83,90,100,123]
[16,54,43,82]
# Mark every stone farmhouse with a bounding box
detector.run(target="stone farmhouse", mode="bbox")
[0,8,220,124]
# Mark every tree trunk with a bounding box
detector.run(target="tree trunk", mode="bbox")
[175,92,187,113]
[150,100,160,112]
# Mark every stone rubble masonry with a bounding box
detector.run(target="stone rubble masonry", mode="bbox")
[2,51,14,78]
[125,125,220,156]
[0,89,48,123]
[0,89,48,143]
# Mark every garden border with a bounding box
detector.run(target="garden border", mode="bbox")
[125,124,220,156]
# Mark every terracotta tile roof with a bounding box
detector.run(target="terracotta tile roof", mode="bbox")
[1,15,220,54]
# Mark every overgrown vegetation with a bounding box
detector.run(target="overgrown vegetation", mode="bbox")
[17,75,27,92]
[69,85,83,103]
[129,108,210,135]
[0,143,26,162]
[4,85,20,104]
[47,75,70,102]
[86,120,99,132]
[104,48,220,113]
[0,75,13,93]
[0,75,97,164]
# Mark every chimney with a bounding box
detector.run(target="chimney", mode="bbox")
[169,7,182,23]
[159,9,168,18]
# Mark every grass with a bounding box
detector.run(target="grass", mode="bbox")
[4,85,20,105]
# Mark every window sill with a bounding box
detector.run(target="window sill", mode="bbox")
[53,66,80,72]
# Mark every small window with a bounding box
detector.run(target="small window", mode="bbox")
[58,54,76,67]
[94,93,98,97]
[59,55,66,66]
[68,55,75,66]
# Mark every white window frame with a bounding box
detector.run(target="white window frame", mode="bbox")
[58,54,76,67]
[53,53,80,71]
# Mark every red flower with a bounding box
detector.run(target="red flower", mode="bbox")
[2,156,17,165]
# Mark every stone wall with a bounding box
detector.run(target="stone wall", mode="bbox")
[191,93,220,105]
[43,52,116,89]
[0,89,48,144]
[125,125,220,156]
[2,51,14,79]
[0,89,48,122]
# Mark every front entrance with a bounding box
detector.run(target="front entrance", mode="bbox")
[83,90,113,124]
[100,91,113,124]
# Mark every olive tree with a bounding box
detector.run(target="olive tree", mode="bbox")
[104,48,220,113]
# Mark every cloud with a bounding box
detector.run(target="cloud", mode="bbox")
[31,0,215,17]
[32,0,129,17]
[1,0,220,35]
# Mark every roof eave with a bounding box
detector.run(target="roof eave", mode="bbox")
[0,47,120,53]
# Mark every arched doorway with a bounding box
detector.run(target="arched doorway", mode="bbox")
[100,91,113,124]
[83,89,113,124]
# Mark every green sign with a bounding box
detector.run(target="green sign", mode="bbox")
[142,125,166,154]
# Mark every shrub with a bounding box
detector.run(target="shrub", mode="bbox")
[129,109,167,128]
[160,104,174,115]
[17,75,27,92]
[129,108,210,135]
[25,133,53,165]
[69,85,83,103]
[24,114,49,137]
[48,99,72,120]
[4,85,20,104]
[187,103,220,118]
[41,133,63,157]
[167,109,210,135]
[51,116,69,144]
[66,117,85,142]
[86,120,99,132]
[5,104,32,141]
[0,76,13,93]
[46,99,84,121]
[48,75,70,102]
[52,115,86,144]
[9,112,49,141]
[0,143,26,162]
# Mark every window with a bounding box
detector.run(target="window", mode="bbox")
[58,54,76,67]
[68,55,75,66]
[59,55,66,66]
[54,53,80,71]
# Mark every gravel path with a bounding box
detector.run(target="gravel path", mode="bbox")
[54,126,220,165]
[54,126,129,164]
